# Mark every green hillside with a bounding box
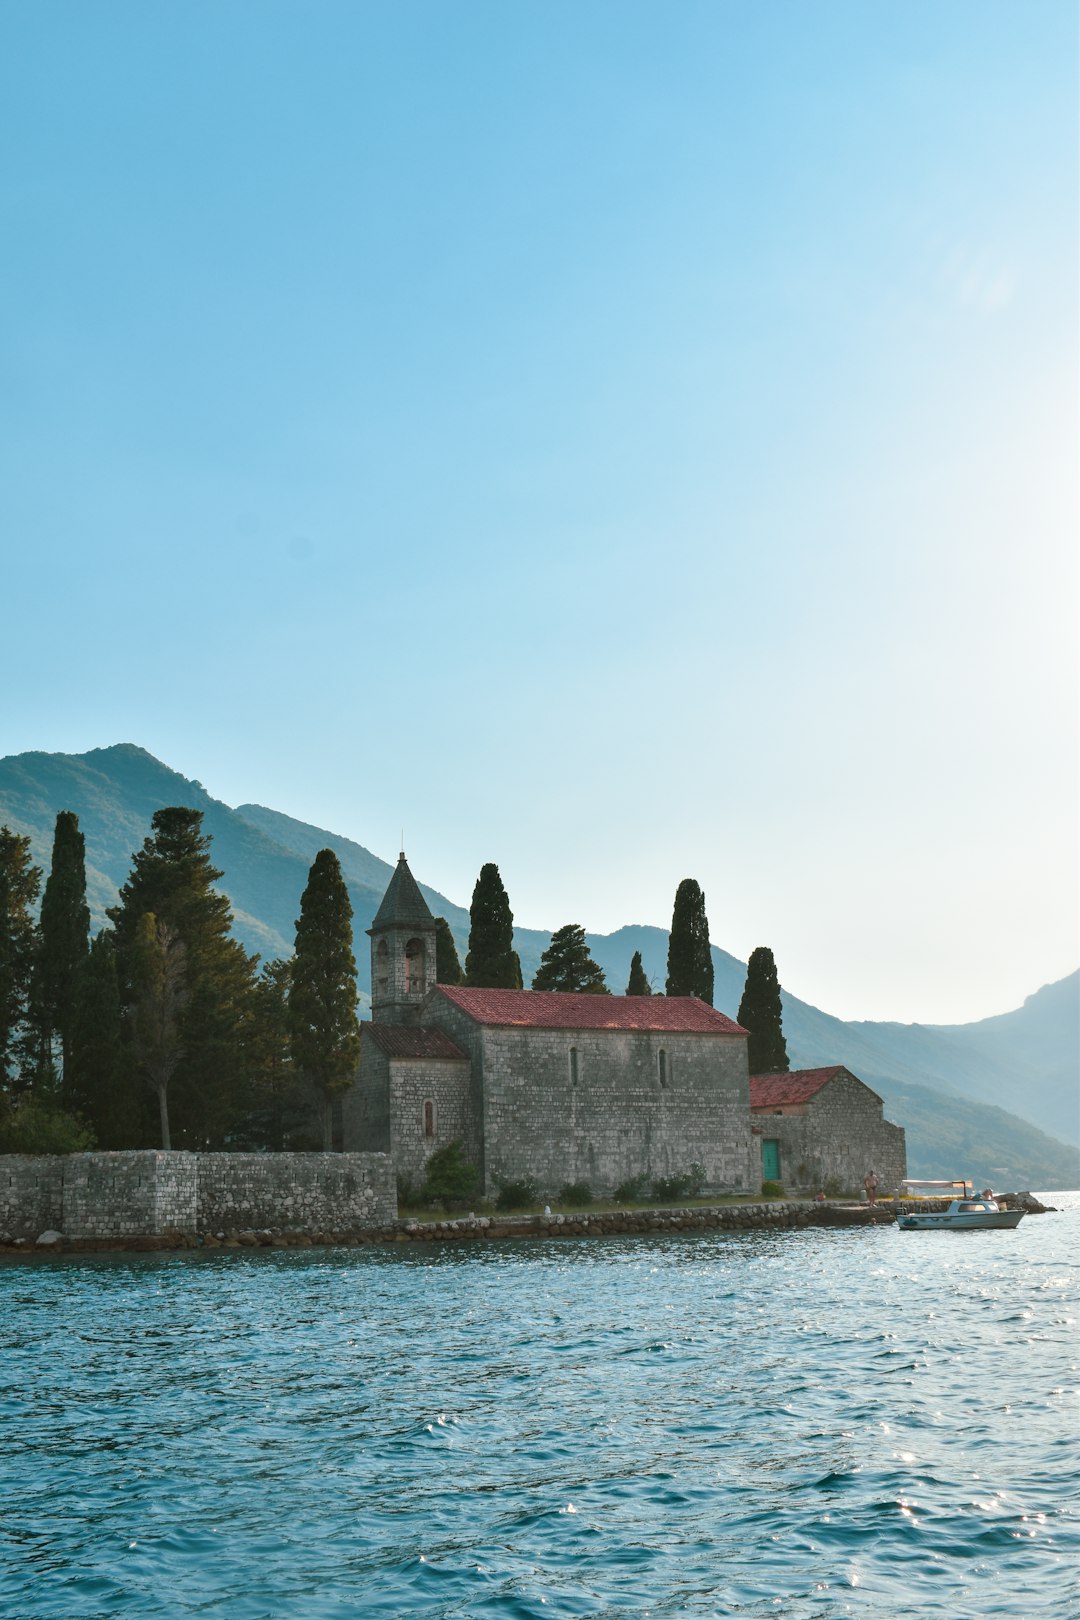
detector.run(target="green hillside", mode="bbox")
[2,743,1076,1188]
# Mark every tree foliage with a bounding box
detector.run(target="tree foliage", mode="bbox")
[434,916,464,985]
[108,807,258,1147]
[289,848,360,1150]
[665,879,714,1004]
[130,913,188,1151]
[737,945,790,1074]
[33,811,90,1087]
[0,826,40,1092]
[532,924,610,994]
[68,929,139,1147]
[625,950,651,996]
[464,863,522,988]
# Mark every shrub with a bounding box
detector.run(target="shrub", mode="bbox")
[395,1173,417,1207]
[420,1139,479,1208]
[0,1099,96,1155]
[559,1180,592,1208]
[761,1179,784,1198]
[822,1175,846,1199]
[651,1163,706,1202]
[614,1173,649,1203]
[494,1174,540,1212]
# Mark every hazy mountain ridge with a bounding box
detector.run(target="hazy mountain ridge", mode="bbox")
[2,744,1076,1187]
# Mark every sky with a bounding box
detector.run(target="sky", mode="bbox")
[1,0,1076,1025]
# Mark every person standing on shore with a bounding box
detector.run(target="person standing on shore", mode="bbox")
[864,1170,879,1206]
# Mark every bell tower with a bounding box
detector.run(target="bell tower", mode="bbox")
[368,851,437,1026]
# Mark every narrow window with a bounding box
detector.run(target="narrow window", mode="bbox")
[569,1046,578,1087]
[658,1049,667,1089]
[423,1100,435,1138]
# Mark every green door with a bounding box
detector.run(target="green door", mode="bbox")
[762,1140,781,1181]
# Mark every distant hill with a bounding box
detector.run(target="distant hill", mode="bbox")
[1,743,1076,1189]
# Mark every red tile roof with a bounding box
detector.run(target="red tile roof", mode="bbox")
[750,1067,849,1108]
[365,1024,467,1060]
[432,986,747,1035]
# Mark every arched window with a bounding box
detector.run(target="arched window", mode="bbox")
[569,1046,579,1087]
[405,937,426,996]
[376,937,389,997]
[658,1049,668,1089]
[423,1099,435,1138]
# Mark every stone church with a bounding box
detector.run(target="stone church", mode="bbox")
[341,854,760,1196]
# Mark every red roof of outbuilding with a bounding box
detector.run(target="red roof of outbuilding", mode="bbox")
[750,1066,854,1108]
[365,1024,467,1060]
[431,985,747,1035]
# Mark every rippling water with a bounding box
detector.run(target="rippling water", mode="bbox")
[2,1196,1078,1620]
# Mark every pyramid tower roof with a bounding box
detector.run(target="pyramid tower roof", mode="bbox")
[369,852,435,931]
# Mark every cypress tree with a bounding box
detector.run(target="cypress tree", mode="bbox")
[108,807,258,1147]
[34,810,90,1089]
[737,946,790,1074]
[626,950,651,996]
[289,849,361,1152]
[464,863,522,988]
[434,917,464,985]
[68,929,141,1148]
[532,924,610,993]
[0,827,40,1093]
[665,878,714,1004]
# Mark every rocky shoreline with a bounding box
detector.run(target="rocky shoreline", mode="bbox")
[0,1190,1054,1259]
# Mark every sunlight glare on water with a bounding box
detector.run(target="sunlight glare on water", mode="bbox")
[1,1196,1078,1619]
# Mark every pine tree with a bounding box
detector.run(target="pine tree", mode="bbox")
[737,946,789,1074]
[33,810,90,1090]
[434,917,464,985]
[626,950,652,996]
[464,863,522,988]
[68,929,141,1148]
[289,849,361,1151]
[130,913,188,1151]
[0,827,40,1094]
[243,959,315,1151]
[665,878,714,1004]
[532,924,610,993]
[108,807,258,1147]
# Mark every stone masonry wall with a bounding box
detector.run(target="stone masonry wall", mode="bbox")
[468,1025,756,1198]
[754,1071,906,1195]
[1,1156,64,1239]
[343,1035,392,1154]
[197,1153,395,1232]
[63,1151,198,1237]
[0,1151,396,1240]
[388,1058,476,1191]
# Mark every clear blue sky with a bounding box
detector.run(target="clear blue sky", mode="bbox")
[2,1,1076,1023]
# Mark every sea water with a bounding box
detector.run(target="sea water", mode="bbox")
[1,1195,1077,1620]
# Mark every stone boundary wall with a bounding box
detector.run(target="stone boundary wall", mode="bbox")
[198,1153,394,1233]
[0,1151,396,1242]
[1,1157,64,1240]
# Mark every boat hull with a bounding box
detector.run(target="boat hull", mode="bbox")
[898,1210,1024,1230]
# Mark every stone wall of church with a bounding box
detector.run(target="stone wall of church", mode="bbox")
[342,1036,392,1154]
[387,1058,476,1193]
[422,1007,756,1198]
[753,1072,906,1195]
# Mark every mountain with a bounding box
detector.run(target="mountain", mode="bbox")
[2,743,1076,1187]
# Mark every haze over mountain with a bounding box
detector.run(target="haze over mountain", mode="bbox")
[2,744,1076,1189]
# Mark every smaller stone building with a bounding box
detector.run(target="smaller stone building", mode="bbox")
[750,1066,906,1196]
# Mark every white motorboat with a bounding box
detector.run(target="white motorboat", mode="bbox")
[896,1179,1024,1230]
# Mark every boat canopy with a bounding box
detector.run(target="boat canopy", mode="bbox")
[898,1178,973,1199]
